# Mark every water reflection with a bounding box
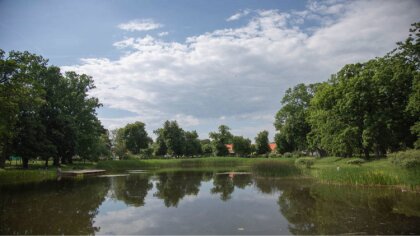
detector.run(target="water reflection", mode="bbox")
[109,174,153,207]
[1,170,419,235]
[0,178,109,235]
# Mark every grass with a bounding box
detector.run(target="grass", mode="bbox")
[1,155,419,189]
[96,157,270,171]
[251,159,302,177]
[309,157,420,189]
[0,169,56,185]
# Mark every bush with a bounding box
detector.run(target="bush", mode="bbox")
[292,152,304,158]
[346,158,366,165]
[283,152,293,158]
[295,157,315,169]
[388,149,420,169]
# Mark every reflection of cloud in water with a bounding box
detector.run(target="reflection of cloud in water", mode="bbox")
[93,174,289,234]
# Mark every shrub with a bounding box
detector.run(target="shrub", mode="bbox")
[283,152,293,158]
[388,149,420,169]
[295,157,315,169]
[292,152,304,158]
[346,158,366,165]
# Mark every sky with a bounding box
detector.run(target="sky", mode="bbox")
[1,0,419,140]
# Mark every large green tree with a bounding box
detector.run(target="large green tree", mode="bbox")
[274,83,317,153]
[0,50,109,168]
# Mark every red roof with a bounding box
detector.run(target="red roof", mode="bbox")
[269,143,277,152]
[225,144,234,154]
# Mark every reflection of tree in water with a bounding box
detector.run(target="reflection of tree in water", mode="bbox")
[211,174,234,201]
[109,174,153,207]
[0,178,109,235]
[232,174,252,189]
[154,171,205,207]
[254,177,280,194]
[276,182,420,235]
[278,186,317,234]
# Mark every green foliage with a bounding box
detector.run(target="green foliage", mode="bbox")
[283,152,293,158]
[307,30,418,157]
[274,83,316,153]
[232,136,252,157]
[209,125,232,156]
[255,130,270,155]
[295,157,314,169]
[184,131,202,157]
[388,149,420,169]
[346,158,366,165]
[0,50,108,168]
[314,167,400,186]
[119,122,151,155]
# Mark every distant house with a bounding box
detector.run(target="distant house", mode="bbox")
[269,143,277,153]
[225,144,235,154]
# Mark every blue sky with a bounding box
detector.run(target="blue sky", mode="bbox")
[1,0,419,140]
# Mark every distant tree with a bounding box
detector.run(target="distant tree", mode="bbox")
[161,121,186,157]
[209,125,233,156]
[232,136,252,157]
[255,130,270,155]
[153,128,167,156]
[184,130,202,157]
[121,122,150,155]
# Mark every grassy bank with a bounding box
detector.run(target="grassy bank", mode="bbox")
[96,157,271,171]
[1,156,419,189]
[0,169,56,185]
[309,157,420,189]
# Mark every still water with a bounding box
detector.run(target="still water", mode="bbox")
[1,170,419,235]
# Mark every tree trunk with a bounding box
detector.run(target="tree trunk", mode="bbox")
[22,158,29,169]
[44,158,48,168]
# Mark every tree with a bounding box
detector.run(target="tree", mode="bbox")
[1,49,109,167]
[153,128,167,156]
[274,132,293,154]
[255,130,270,155]
[232,136,252,157]
[209,125,233,156]
[184,131,202,157]
[274,83,316,152]
[161,120,186,157]
[121,122,150,155]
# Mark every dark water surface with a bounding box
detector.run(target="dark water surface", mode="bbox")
[1,170,419,235]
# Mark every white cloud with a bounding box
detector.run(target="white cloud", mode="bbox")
[118,19,163,31]
[158,31,169,37]
[63,0,420,139]
[227,9,251,21]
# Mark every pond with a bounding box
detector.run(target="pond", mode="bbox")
[1,170,419,235]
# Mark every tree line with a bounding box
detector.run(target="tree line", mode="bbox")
[274,23,419,158]
[0,50,110,168]
[112,121,273,159]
